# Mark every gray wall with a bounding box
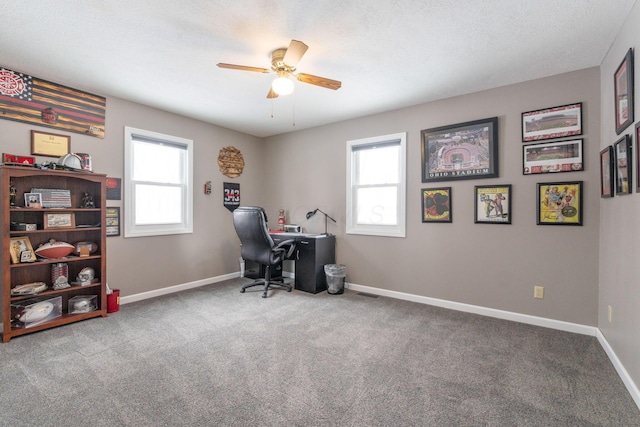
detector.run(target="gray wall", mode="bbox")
[598,1,640,392]
[263,68,601,327]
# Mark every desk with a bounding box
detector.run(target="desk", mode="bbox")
[270,232,336,294]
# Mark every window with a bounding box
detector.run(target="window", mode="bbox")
[124,127,193,237]
[346,132,406,237]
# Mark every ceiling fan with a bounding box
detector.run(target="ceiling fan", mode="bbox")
[217,39,342,98]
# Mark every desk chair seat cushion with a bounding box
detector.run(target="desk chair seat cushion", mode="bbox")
[233,206,296,297]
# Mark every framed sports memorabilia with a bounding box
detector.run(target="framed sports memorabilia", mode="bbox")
[421,187,452,223]
[421,117,498,183]
[600,146,614,198]
[474,185,511,224]
[537,181,583,226]
[523,139,583,175]
[522,103,582,142]
[614,48,634,135]
[614,134,632,195]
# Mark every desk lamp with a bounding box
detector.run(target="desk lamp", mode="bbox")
[306,208,336,235]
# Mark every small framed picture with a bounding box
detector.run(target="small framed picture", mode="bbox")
[537,181,583,226]
[614,48,634,135]
[522,103,582,142]
[474,185,512,224]
[9,236,36,264]
[523,139,583,175]
[614,134,632,195]
[600,146,614,198]
[31,130,71,157]
[106,207,120,237]
[24,192,42,208]
[421,187,452,223]
[44,212,76,229]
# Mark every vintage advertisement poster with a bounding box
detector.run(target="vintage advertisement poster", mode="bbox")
[421,187,451,223]
[475,185,511,224]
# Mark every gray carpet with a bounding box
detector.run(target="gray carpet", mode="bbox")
[1,278,638,426]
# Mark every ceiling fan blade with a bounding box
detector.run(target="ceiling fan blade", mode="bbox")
[217,63,271,73]
[296,73,342,90]
[283,40,308,67]
[267,87,279,99]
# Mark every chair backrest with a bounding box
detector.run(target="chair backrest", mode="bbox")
[233,206,277,265]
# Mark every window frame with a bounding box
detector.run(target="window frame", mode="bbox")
[123,126,193,238]
[346,132,407,237]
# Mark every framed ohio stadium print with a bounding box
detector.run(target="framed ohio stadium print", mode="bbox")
[521,103,582,142]
[421,117,498,183]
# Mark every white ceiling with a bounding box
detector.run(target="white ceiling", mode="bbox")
[0,1,636,138]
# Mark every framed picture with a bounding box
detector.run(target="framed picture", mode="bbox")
[600,146,614,198]
[9,236,36,264]
[615,48,634,135]
[421,117,498,183]
[636,122,640,193]
[421,187,452,223]
[44,212,76,229]
[614,134,632,195]
[24,192,42,208]
[521,103,582,142]
[474,185,512,224]
[106,207,120,237]
[106,177,122,200]
[537,181,583,226]
[30,130,70,157]
[523,139,583,175]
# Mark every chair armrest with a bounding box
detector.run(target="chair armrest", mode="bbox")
[273,239,296,259]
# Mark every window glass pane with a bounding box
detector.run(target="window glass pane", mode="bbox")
[356,144,399,185]
[356,186,398,225]
[133,140,184,184]
[134,184,182,225]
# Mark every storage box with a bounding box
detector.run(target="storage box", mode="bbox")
[68,295,97,314]
[11,296,62,328]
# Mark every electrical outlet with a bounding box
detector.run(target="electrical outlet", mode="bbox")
[534,286,544,299]
[608,305,612,323]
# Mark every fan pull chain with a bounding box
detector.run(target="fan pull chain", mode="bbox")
[292,92,296,127]
[271,98,274,119]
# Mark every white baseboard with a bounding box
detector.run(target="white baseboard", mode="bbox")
[119,272,239,305]
[597,329,640,409]
[345,282,597,335]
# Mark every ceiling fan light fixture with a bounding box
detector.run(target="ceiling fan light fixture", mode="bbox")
[272,73,294,96]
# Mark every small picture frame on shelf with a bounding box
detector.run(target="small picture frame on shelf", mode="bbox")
[614,134,632,195]
[24,192,42,208]
[9,236,36,264]
[44,212,76,229]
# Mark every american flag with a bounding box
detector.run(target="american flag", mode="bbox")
[0,67,105,138]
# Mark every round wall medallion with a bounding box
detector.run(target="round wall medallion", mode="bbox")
[218,146,245,178]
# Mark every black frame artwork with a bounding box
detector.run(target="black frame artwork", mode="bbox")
[421,117,499,183]
[615,48,634,135]
[614,134,632,195]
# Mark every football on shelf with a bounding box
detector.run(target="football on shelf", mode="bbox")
[17,301,54,323]
[35,240,75,259]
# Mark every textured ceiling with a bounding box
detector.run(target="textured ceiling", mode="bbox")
[0,1,636,137]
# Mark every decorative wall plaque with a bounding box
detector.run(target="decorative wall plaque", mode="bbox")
[217,146,245,178]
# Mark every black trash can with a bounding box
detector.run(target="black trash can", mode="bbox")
[324,264,346,295]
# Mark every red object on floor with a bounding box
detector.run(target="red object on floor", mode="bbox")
[107,289,120,313]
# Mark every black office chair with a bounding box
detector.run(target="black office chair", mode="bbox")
[233,206,296,298]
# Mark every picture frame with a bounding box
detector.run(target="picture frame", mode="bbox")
[106,207,120,237]
[421,117,498,183]
[106,177,122,200]
[24,192,42,208]
[521,103,582,142]
[614,134,632,195]
[523,139,583,175]
[44,212,76,229]
[537,181,583,226]
[30,130,70,157]
[615,48,634,135]
[600,146,614,198]
[474,185,512,224]
[9,236,36,264]
[421,187,452,223]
